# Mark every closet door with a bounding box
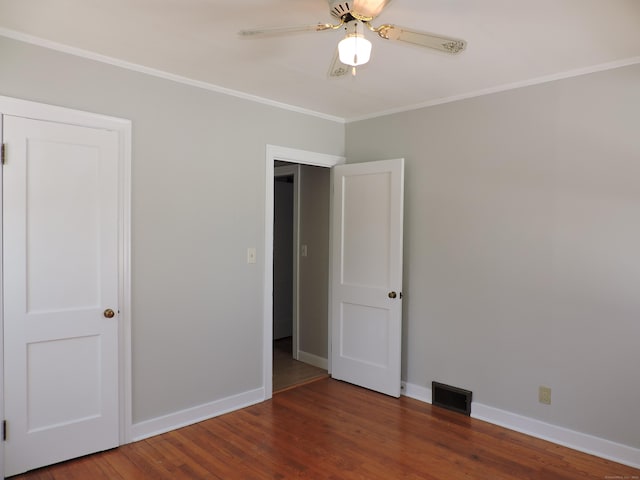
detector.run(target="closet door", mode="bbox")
[3,115,120,476]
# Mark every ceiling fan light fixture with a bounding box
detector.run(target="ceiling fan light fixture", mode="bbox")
[338,32,372,66]
[338,20,372,67]
[242,2,468,78]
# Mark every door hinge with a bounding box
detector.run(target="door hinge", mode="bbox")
[2,420,6,441]
[1,143,5,165]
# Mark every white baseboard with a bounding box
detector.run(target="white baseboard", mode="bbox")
[402,381,640,470]
[297,350,328,370]
[472,403,640,470]
[401,381,432,403]
[130,387,264,442]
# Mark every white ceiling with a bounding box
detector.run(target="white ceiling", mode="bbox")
[1,0,639,121]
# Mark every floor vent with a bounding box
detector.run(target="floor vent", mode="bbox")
[432,382,472,416]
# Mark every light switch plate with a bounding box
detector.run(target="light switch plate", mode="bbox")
[247,247,256,264]
[539,386,551,405]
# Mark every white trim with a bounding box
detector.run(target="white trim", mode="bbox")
[118,117,133,445]
[401,381,432,403]
[402,381,640,470]
[0,28,344,125]
[130,388,264,442]
[4,28,638,125]
[472,403,640,470]
[268,145,346,168]
[346,56,640,123]
[264,145,345,401]
[0,94,132,128]
[0,95,133,458]
[0,113,4,478]
[297,351,328,371]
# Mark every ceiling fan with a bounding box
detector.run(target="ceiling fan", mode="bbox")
[239,0,467,77]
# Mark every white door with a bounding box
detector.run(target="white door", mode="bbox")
[3,116,120,476]
[330,158,404,397]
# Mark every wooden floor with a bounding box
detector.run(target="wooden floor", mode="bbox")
[13,378,639,480]
[272,337,327,393]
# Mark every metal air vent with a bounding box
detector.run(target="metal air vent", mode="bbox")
[432,382,472,416]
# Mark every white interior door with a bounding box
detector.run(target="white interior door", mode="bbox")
[331,158,404,397]
[3,115,120,476]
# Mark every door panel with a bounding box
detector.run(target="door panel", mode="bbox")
[26,139,101,312]
[342,171,391,287]
[340,302,389,367]
[27,335,102,431]
[3,116,119,476]
[331,158,404,397]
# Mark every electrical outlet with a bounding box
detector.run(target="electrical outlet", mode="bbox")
[539,386,551,405]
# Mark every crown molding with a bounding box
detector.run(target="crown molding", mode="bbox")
[0,28,345,124]
[345,56,640,123]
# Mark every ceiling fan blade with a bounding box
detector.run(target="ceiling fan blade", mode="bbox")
[352,0,393,20]
[239,22,340,37]
[376,24,466,54]
[328,49,350,78]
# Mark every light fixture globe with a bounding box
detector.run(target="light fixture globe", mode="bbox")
[338,33,372,66]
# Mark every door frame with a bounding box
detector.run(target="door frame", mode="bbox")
[263,145,344,400]
[0,96,133,474]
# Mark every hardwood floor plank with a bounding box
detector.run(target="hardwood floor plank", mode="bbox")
[11,378,640,479]
[94,448,144,480]
[171,425,253,479]
[117,440,176,480]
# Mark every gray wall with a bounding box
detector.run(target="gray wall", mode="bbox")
[0,36,345,423]
[299,165,331,359]
[346,64,640,448]
[2,33,639,452]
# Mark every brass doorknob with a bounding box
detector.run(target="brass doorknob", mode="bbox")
[388,291,397,299]
[103,309,116,318]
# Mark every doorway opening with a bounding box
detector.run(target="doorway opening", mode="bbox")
[263,146,345,399]
[272,162,328,393]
